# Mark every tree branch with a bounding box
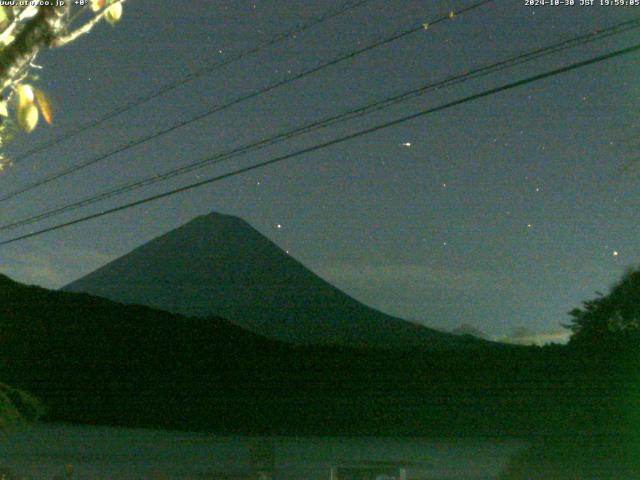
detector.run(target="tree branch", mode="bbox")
[50,2,123,48]
[0,6,65,93]
[0,5,40,46]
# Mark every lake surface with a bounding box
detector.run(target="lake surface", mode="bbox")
[0,424,526,479]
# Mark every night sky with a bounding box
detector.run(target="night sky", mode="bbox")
[0,0,638,342]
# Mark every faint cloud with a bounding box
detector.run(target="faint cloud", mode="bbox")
[312,262,565,338]
[2,246,111,289]
[314,262,512,292]
[494,327,571,346]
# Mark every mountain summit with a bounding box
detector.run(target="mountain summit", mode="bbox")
[64,212,481,350]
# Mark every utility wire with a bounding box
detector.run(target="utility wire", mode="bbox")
[9,0,378,165]
[1,17,638,232]
[1,41,638,246]
[0,0,493,202]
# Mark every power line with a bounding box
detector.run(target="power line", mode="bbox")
[2,17,639,232]
[2,41,638,246]
[9,0,378,165]
[0,0,493,202]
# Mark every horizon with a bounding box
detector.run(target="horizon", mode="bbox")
[0,3,637,477]
[0,0,637,342]
[51,210,570,345]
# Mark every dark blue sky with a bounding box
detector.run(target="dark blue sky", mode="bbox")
[0,0,638,341]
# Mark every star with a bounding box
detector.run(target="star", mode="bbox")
[613,251,619,257]
[276,224,282,229]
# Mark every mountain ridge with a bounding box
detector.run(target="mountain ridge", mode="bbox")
[0,272,524,435]
[64,211,485,350]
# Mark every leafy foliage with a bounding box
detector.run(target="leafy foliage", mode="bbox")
[0,0,124,163]
[567,266,640,349]
[0,0,123,426]
[0,382,44,428]
[499,268,640,479]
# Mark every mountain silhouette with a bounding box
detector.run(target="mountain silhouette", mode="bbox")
[451,323,488,340]
[0,273,290,431]
[0,273,563,437]
[64,212,482,350]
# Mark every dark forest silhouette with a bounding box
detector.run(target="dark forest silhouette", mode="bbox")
[500,266,640,479]
[0,266,637,478]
